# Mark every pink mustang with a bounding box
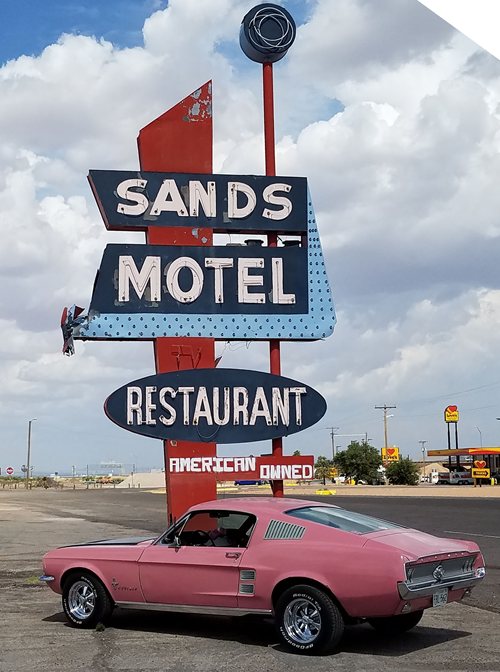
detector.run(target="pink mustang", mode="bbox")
[41,498,485,654]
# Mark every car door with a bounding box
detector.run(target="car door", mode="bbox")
[138,510,255,608]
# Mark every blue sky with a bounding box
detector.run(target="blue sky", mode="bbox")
[0,0,162,64]
[4,0,500,473]
[1,0,312,65]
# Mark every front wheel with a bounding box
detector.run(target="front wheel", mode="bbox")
[368,609,423,634]
[275,584,344,655]
[62,572,113,628]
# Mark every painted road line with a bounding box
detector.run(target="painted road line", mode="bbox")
[445,530,500,540]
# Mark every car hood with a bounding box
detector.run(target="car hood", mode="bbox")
[62,536,156,548]
[363,528,478,560]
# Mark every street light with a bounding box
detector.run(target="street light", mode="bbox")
[475,426,483,448]
[26,418,37,489]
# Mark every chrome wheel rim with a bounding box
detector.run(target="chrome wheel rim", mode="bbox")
[67,580,96,620]
[283,597,322,645]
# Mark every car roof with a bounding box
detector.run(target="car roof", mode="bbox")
[189,497,339,515]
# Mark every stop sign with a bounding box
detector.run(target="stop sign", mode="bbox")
[6,467,14,475]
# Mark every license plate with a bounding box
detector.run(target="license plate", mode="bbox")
[432,587,448,607]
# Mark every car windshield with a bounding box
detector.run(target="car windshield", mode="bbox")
[286,506,401,535]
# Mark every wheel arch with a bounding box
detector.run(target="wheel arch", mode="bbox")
[271,576,351,621]
[60,566,113,602]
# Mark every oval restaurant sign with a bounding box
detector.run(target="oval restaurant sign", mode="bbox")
[105,368,327,443]
[444,405,459,423]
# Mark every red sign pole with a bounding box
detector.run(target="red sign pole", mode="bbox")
[137,81,217,522]
[263,62,284,498]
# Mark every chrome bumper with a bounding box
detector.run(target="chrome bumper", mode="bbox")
[39,575,55,583]
[398,572,485,600]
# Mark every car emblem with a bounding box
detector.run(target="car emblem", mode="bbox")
[433,565,445,581]
[111,578,119,590]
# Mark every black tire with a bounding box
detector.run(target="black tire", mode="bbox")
[62,572,113,628]
[368,609,423,634]
[275,584,344,655]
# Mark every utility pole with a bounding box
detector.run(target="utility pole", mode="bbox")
[26,418,37,490]
[419,440,427,481]
[375,405,396,448]
[327,427,339,460]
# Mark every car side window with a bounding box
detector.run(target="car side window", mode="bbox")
[174,511,256,548]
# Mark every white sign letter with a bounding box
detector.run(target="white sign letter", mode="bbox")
[159,387,176,426]
[118,256,161,302]
[205,258,233,303]
[116,179,148,216]
[189,180,216,217]
[238,258,265,304]
[262,183,292,220]
[166,257,204,303]
[127,386,143,425]
[151,179,188,217]
[290,387,307,426]
[272,258,295,305]
[228,181,257,219]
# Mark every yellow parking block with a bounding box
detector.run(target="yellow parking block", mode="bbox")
[315,489,336,496]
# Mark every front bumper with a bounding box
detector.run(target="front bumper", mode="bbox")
[39,575,55,583]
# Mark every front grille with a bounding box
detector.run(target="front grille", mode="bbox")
[263,520,306,540]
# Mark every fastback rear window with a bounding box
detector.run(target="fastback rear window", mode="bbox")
[286,506,401,535]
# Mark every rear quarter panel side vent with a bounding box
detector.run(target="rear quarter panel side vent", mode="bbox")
[264,520,306,540]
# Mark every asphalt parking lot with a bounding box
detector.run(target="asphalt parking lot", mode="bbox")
[1,488,499,671]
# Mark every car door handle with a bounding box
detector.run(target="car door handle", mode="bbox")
[225,552,241,559]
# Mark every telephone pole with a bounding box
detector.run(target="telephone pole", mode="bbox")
[419,440,427,481]
[327,427,339,460]
[375,405,396,448]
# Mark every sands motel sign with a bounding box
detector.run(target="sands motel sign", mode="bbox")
[61,4,336,519]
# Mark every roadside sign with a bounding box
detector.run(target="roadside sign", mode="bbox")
[444,405,459,423]
[381,447,399,462]
[105,368,327,443]
[472,468,490,479]
[6,466,14,475]
[169,455,314,481]
[88,170,308,233]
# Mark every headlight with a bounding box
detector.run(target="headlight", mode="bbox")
[475,567,486,579]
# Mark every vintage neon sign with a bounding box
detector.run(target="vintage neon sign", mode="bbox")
[168,455,314,480]
[104,368,327,443]
[89,170,307,232]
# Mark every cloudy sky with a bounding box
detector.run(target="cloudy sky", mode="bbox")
[2,0,500,474]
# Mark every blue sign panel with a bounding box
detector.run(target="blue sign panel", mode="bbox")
[73,192,335,341]
[87,244,307,316]
[104,368,327,443]
[89,170,308,233]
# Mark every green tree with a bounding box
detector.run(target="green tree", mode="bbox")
[333,441,382,484]
[385,457,420,485]
[314,455,333,485]
[292,450,301,456]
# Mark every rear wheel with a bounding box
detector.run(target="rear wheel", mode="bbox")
[368,609,423,634]
[275,584,344,654]
[62,572,113,628]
